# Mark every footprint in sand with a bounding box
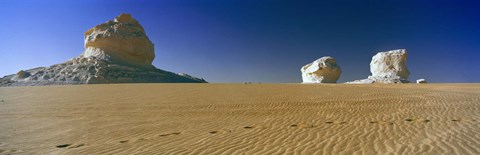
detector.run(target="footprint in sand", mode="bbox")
[56,144,71,148]
[325,121,346,125]
[369,121,394,125]
[56,143,85,149]
[404,118,431,123]
[208,125,253,134]
[119,132,181,144]
[242,124,269,130]
[121,138,145,143]
[290,124,316,128]
[209,129,233,134]
[158,132,181,137]
[0,149,18,154]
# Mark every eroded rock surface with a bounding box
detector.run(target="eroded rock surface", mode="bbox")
[13,70,31,80]
[370,49,409,80]
[301,56,341,83]
[81,14,154,68]
[347,49,410,84]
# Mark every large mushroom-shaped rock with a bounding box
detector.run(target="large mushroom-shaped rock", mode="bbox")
[0,13,207,86]
[370,49,409,80]
[301,56,341,83]
[80,14,154,68]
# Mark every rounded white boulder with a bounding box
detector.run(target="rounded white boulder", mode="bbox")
[301,56,341,83]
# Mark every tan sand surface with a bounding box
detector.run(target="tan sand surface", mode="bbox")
[1,84,480,154]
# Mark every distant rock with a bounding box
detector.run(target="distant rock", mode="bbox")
[347,49,410,84]
[0,14,206,87]
[416,79,428,84]
[13,70,31,79]
[345,78,375,84]
[301,56,341,83]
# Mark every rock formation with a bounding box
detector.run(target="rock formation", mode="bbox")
[13,70,31,80]
[416,79,428,84]
[347,49,410,84]
[370,49,409,80]
[301,56,341,83]
[0,14,206,86]
[81,14,154,68]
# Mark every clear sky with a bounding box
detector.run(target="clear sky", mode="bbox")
[1,0,479,83]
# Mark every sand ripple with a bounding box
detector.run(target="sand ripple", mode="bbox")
[0,84,479,154]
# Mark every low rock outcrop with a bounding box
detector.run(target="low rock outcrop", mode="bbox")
[0,14,206,86]
[416,79,428,84]
[301,56,341,83]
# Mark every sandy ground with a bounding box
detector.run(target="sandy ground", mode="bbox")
[0,84,479,155]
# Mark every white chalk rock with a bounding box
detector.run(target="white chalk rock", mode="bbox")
[301,56,341,83]
[346,49,410,84]
[370,49,409,80]
[416,79,427,84]
[81,14,154,68]
[345,78,375,84]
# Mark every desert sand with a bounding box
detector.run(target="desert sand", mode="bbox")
[1,84,479,154]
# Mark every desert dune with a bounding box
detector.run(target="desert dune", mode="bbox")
[1,84,479,154]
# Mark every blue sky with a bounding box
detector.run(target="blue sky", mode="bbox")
[1,0,479,83]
